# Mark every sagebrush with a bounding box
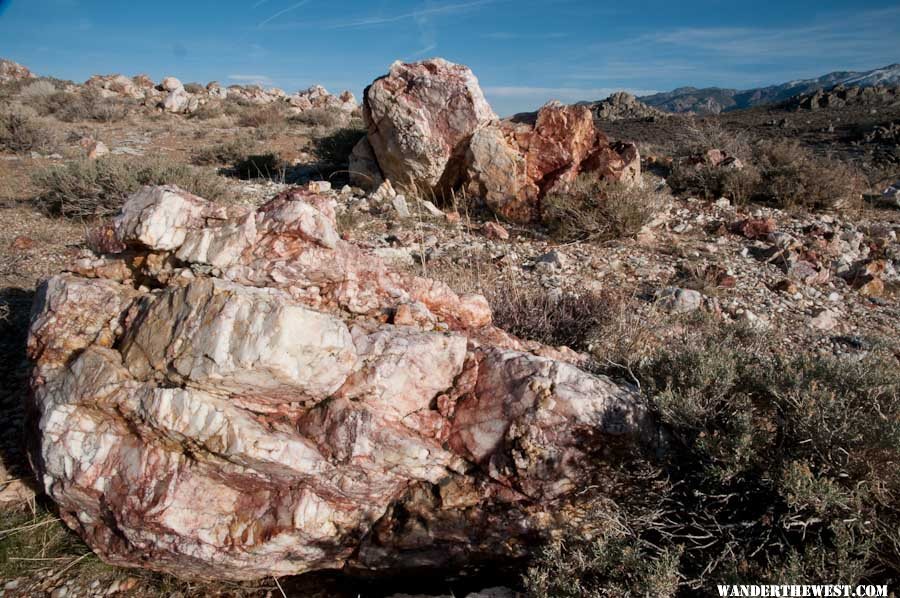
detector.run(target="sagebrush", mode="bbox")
[32,156,230,217]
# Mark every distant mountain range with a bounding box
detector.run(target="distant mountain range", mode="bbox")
[637,64,900,114]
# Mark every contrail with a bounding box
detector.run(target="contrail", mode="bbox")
[259,0,312,27]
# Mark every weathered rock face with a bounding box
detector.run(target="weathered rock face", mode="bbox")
[463,102,641,222]
[360,59,640,223]
[0,58,35,83]
[28,185,655,581]
[363,58,497,193]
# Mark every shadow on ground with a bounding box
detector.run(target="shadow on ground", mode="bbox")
[0,287,37,493]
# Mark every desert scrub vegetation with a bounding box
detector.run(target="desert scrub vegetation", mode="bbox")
[669,122,864,211]
[32,89,133,123]
[237,103,288,128]
[32,156,230,217]
[289,107,348,129]
[753,140,865,211]
[0,109,56,153]
[526,318,900,595]
[542,176,661,242]
[312,124,366,166]
[229,152,287,181]
[488,283,623,350]
[192,135,256,166]
[526,536,681,598]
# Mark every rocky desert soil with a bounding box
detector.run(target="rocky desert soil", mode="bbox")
[1,57,899,597]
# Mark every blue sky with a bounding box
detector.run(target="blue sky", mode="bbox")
[1,0,898,115]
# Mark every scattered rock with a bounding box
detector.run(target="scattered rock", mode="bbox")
[10,235,35,250]
[161,76,183,92]
[391,194,411,218]
[657,287,703,313]
[809,309,838,331]
[419,200,445,218]
[349,137,384,191]
[730,217,776,240]
[877,182,900,209]
[535,249,568,271]
[307,180,332,193]
[79,137,110,159]
[483,221,509,240]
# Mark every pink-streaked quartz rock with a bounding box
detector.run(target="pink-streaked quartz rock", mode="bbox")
[28,185,654,580]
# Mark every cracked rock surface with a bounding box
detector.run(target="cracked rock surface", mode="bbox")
[27,185,654,580]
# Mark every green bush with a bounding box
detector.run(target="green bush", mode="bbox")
[32,155,230,217]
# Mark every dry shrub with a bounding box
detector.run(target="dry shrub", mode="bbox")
[188,102,226,121]
[32,155,230,218]
[754,140,864,211]
[43,90,132,123]
[192,136,255,166]
[668,160,762,204]
[669,122,864,211]
[237,104,287,128]
[536,318,900,594]
[289,107,347,129]
[487,282,622,350]
[19,79,59,98]
[312,125,366,166]
[0,109,56,153]
[542,177,661,242]
[668,120,760,204]
[230,153,286,181]
[675,119,752,160]
[526,536,681,598]
[183,82,205,94]
[426,253,623,351]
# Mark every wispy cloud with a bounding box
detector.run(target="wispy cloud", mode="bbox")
[482,31,566,41]
[408,43,438,59]
[253,0,270,7]
[258,0,312,28]
[327,0,495,29]
[631,7,900,63]
[228,74,274,86]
